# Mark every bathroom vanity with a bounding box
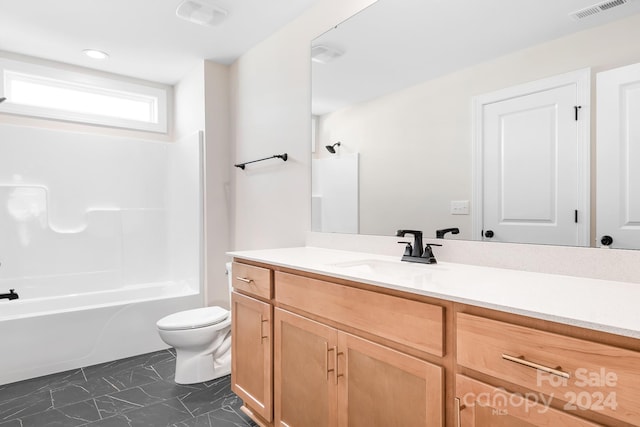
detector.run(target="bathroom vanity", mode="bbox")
[229,247,640,427]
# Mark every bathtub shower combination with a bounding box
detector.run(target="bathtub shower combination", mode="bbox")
[0,124,204,385]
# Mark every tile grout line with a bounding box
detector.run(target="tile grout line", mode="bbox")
[177,395,195,418]
[91,398,102,420]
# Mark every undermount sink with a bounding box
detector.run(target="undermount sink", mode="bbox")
[328,258,442,283]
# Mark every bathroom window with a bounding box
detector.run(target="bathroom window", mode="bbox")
[0,57,169,133]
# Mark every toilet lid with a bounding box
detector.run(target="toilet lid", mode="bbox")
[157,306,229,331]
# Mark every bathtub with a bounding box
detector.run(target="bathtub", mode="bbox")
[0,281,202,386]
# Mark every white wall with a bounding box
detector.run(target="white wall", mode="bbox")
[175,60,232,308]
[231,1,640,282]
[230,0,376,250]
[174,63,205,141]
[314,13,640,238]
[204,61,232,308]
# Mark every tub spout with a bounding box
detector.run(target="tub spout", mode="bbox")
[0,289,19,300]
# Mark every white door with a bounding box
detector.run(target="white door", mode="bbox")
[597,63,640,249]
[473,69,590,246]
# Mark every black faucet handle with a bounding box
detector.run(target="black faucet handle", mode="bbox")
[421,243,442,264]
[423,243,442,254]
[397,241,413,256]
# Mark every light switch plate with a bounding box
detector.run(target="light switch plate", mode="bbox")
[450,200,469,215]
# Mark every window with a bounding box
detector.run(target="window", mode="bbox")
[0,57,169,133]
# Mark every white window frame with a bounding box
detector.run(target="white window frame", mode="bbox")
[0,57,168,133]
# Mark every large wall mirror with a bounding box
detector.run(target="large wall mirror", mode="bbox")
[311,0,640,249]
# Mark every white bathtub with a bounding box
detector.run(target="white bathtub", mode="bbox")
[0,281,202,385]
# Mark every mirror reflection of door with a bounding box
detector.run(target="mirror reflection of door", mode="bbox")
[473,69,590,246]
[597,62,640,250]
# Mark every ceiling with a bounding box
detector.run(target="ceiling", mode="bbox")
[312,0,640,115]
[0,0,320,85]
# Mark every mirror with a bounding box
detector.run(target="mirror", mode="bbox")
[311,0,640,248]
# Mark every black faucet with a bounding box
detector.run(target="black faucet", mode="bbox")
[396,230,423,257]
[396,229,442,264]
[436,227,460,239]
[0,289,19,300]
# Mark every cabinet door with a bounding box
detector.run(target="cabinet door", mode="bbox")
[456,375,600,427]
[337,332,443,427]
[231,291,273,422]
[274,308,338,427]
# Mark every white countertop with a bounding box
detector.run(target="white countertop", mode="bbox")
[229,246,640,339]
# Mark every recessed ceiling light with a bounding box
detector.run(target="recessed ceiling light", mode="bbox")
[83,49,109,60]
[176,0,228,27]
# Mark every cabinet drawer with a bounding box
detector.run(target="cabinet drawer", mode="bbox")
[457,313,640,425]
[232,262,272,300]
[275,271,444,357]
[456,375,599,427]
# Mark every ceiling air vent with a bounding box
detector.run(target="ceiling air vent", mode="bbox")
[311,45,345,64]
[569,0,629,20]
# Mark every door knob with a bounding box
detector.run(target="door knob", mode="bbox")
[600,235,613,246]
[484,230,494,238]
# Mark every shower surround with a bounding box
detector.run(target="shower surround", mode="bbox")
[0,124,204,385]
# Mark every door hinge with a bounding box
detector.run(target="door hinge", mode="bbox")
[574,105,582,121]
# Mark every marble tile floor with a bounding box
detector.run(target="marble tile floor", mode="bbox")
[0,349,257,427]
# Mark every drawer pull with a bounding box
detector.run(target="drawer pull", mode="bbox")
[455,397,466,427]
[259,315,269,340]
[502,353,570,379]
[336,351,344,384]
[236,277,254,284]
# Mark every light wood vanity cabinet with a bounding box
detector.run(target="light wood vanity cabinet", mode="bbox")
[273,271,445,427]
[231,259,640,427]
[275,271,444,357]
[231,263,274,425]
[456,313,640,426]
[274,308,443,427]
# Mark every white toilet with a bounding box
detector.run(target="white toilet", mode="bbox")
[156,263,233,384]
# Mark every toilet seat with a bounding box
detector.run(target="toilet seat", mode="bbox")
[157,306,229,331]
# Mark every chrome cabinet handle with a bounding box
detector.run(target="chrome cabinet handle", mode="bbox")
[235,276,253,284]
[502,353,570,379]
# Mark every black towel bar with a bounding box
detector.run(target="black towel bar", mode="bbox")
[234,153,288,170]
